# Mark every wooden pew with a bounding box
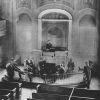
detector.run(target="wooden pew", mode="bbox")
[0,90,11,100]
[27,97,96,100]
[32,93,69,100]
[37,84,73,95]
[72,88,100,99]
[0,89,16,100]
[27,98,45,100]
[70,96,96,100]
[0,82,22,98]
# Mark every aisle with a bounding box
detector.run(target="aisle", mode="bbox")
[21,88,36,100]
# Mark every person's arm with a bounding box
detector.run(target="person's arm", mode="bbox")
[13,65,24,74]
[6,63,11,68]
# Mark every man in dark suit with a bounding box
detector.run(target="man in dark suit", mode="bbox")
[6,58,24,81]
[46,40,52,51]
[83,61,91,88]
[67,58,75,72]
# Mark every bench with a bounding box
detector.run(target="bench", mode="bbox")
[72,88,100,99]
[37,84,73,95]
[0,89,16,100]
[0,82,22,98]
[0,90,11,100]
[32,93,69,100]
[27,98,45,100]
[70,96,96,100]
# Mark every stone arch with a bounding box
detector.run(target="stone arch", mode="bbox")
[78,9,97,61]
[15,8,32,22]
[17,13,32,24]
[77,8,96,23]
[38,9,72,20]
[79,15,96,27]
[36,4,74,18]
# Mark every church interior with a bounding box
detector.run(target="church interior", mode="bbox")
[0,0,100,100]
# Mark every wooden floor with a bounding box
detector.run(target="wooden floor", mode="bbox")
[0,69,100,100]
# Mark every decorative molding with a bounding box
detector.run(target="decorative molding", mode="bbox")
[16,0,32,9]
[36,0,74,9]
[36,0,97,10]
[38,9,72,20]
[77,0,97,10]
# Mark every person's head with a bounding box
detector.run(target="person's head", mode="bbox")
[89,60,93,66]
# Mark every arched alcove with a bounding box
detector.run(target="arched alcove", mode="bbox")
[79,15,96,27]
[79,14,97,60]
[38,9,72,56]
[16,13,32,53]
[17,13,32,24]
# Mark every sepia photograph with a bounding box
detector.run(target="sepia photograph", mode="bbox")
[0,0,100,100]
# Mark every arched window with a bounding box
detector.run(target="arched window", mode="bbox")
[38,9,72,54]
[79,14,97,59]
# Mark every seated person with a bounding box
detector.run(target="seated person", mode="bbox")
[67,58,75,72]
[24,58,36,75]
[57,63,65,74]
[78,61,91,88]
[60,61,66,72]
[6,58,24,81]
[83,61,91,88]
[46,40,52,50]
